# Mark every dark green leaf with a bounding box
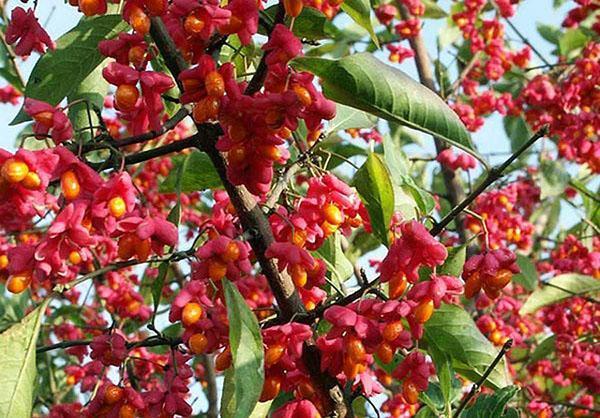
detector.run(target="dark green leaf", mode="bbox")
[292,54,479,159]
[0,299,49,418]
[222,280,264,418]
[503,115,532,152]
[438,245,466,277]
[11,15,129,125]
[424,304,511,390]
[511,254,538,291]
[159,151,222,193]
[260,7,338,40]
[352,153,395,246]
[314,233,354,283]
[341,0,378,46]
[151,262,169,314]
[530,335,556,363]
[536,23,561,45]
[461,386,520,418]
[520,274,600,314]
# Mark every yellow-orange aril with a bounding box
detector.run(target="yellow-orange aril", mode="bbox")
[104,384,124,405]
[376,342,394,364]
[207,258,228,280]
[7,272,32,294]
[205,71,225,98]
[78,0,103,16]
[283,0,303,17]
[33,111,54,127]
[413,298,434,323]
[108,196,127,218]
[115,84,139,111]
[188,333,209,354]
[184,13,205,36]
[346,337,366,362]
[118,404,136,418]
[402,380,419,404]
[128,45,146,68]
[323,203,343,225]
[215,347,232,371]
[265,344,285,366]
[260,376,282,402]
[289,264,307,288]
[129,6,150,35]
[221,241,240,262]
[292,85,312,106]
[61,170,81,200]
[182,302,203,327]
[382,321,404,342]
[192,97,220,123]
[219,16,243,34]
[464,272,482,299]
[486,268,513,289]
[69,250,82,265]
[21,172,41,190]
[0,254,8,270]
[2,159,29,183]
[389,273,408,299]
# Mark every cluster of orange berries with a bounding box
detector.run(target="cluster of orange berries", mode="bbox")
[190,71,225,124]
[464,267,513,299]
[98,384,137,418]
[0,158,41,191]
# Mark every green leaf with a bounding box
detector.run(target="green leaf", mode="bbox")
[352,153,395,246]
[0,299,49,418]
[422,0,447,19]
[222,280,264,418]
[291,54,479,159]
[314,232,354,283]
[438,245,466,277]
[520,274,600,315]
[151,262,169,314]
[327,103,377,134]
[503,115,532,152]
[424,304,511,390]
[558,28,590,57]
[260,6,338,40]
[530,335,556,363]
[428,345,459,413]
[536,23,561,45]
[159,151,222,193]
[511,254,538,291]
[539,160,569,199]
[341,0,379,46]
[67,63,108,142]
[461,386,520,418]
[11,15,129,125]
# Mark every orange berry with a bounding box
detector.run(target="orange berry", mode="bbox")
[265,110,284,130]
[258,145,281,161]
[182,302,203,327]
[382,321,404,342]
[188,333,209,354]
[228,145,246,165]
[486,268,513,289]
[145,0,167,15]
[118,234,137,260]
[115,84,139,111]
[402,380,419,404]
[489,330,503,345]
[346,337,366,362]
[135,238,152,261]
[291,229,307,247]
[7,272,32,294]
[69,250,82,265]
[33,111,54,127]
[21,172,41,190]
[128,46,146,68]
[376,342,394,364]
[215,347,232,371]
[79,0,103,16]
[104,385,124,405]
[260,375,282,402]
[283,0,303,17]
[119,404,136,418]
[129,6,150,35]
[0,254,8,270]
[184,12,205,36]
[108,196,127,218]
[389,273,408,299]
[464,272,482,298]
[219,16,243,34]
[207,258,228,280]
[413,298,434,323]
[61,170,81,200]
[292,85,312,106]
[483,284,501,300]
[323,203,343,225]
[289,264,307,288]
[305,300,316,311]
[205,71,225,98]
[221,241,240,262]
[66,375,77,385]
[265,344,285,366]
[193,96,220,123]
[2,159,29,183]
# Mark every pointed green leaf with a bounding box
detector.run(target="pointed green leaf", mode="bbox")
[352,153,395,246]
[327,103,377,134]
[68,63,108,142]
[341,0,379,46]
[292,54,479,159]
[159,151,222,193]
[222,280,264,418]
[438,245,466,277]
[461,386,519,418]
[0,299,49,418]
[11,15,129,125]
[314,232,354,283]
[512,254,538,291]
[424,304,511,390]
[520,274,600,315]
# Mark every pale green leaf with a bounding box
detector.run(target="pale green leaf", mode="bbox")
[341,0,379,46]
[520,274,600,315]
[159,151,222,193]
